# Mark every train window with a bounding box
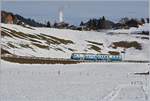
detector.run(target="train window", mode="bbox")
[117,56,119,58]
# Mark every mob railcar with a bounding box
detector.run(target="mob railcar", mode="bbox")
[71,53,122,62]
[84,53,97,61]
[70,53,85,60]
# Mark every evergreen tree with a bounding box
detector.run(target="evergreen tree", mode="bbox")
[87,19,92,30]
[125,19,138,28]
[97,18,102,29]
[99,16,106,29]
[146,18,149,23]
[80,21,84,26]
[141,18,145,24]
[119,17,129,24]
[46,21,51,27]
[102,16,106,21]
[53,22,58,28]
[92,19,97,30]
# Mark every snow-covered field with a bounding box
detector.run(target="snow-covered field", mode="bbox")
[1,23,150,60]
[0,61,149,101]
[1,23,150,101]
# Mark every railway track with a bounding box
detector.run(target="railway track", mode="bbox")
[1,55,150,64]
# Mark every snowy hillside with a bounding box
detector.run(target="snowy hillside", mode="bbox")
[1,23,149,60]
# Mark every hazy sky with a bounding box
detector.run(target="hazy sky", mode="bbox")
[1,0,149,25]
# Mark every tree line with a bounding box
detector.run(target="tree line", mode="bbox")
[1,10,149,31]
[46,16,149,31]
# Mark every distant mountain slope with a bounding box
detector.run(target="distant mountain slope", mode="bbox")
[1,23,149,60]
[1,10,46,27]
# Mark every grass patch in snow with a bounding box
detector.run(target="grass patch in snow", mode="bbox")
[1,30,13,38]
[86,40,103,46]
[7,42,18,48]
[2,28,28,39]
[67,48,77,52]
[108,51,120,55]
[1,56,79,64]
[39,34,74,45]
[55,48,65,52]
[28,39,42,43]
[37,34,60,45]
[2,27,40,40]
[19,44,35,51]
[88,44,101,52]
[1,48,12,55]
[141,37,149,40]
[27,34,41,40]
[32,43,49,49]
[111,41,142,50]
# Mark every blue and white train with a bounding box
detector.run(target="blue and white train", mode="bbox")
[71,53,122,62]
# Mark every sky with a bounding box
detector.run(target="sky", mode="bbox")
[1,0,149,25]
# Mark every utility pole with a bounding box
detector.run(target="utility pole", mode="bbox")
[121,48,126,61]
[123,48,126,60]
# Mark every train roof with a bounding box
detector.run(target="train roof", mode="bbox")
[71,53,120,55]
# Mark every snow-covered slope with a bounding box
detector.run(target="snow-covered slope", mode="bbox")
[1,23,149,60]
